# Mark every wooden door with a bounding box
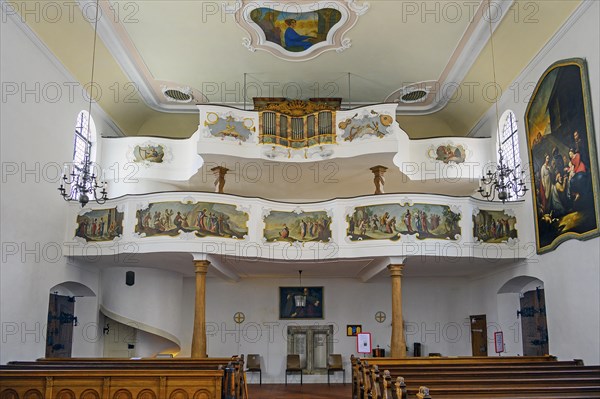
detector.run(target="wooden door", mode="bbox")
[45,294,74,358]
[520,288,549,356]
[470,314,488,356]
[312,330,328,370]
[287,325,333,373]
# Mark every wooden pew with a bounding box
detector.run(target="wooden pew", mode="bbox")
[351,355,600,399]
[0,369,224,399]
[416,386,431,399]
[359,364,425,399]
[0,356,247,399]
[357,355,559,365]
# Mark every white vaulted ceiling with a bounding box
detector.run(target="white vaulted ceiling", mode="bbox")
[16,0,582,138]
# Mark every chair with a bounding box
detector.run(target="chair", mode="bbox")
[245,354,262,385]
[285,354,303,385]
[327,354,345,385]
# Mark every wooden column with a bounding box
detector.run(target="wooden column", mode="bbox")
[211,166,229,194]
[191,260,210,358]
[389,264,406,357]
[370,165,388,194]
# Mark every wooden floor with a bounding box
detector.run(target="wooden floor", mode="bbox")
[248,383,350,399]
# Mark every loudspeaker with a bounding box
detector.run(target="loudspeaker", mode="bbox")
[414,342,422,357]
[125,271,135,286]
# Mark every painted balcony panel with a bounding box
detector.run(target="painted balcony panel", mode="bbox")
[101,133,204,197]
[65,192,530,262]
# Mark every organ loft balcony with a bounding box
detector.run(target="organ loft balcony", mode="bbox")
[101,98,495,201]
[67,97,527,263]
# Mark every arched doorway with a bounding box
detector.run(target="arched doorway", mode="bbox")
[497,276,549,356]
[46,282,96,358]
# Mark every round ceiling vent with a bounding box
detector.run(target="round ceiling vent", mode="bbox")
[163,88,193,102]
[400,89,428,103]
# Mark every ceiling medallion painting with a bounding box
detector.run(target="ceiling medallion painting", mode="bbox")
[233,0,370,61]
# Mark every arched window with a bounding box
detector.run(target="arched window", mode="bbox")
[73,110,96,168]
[70,110,98,201]
[498,110,521,200]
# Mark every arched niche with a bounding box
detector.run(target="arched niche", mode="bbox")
[49,281,96,298]
[496,276,548,356]
[46,281,97,358]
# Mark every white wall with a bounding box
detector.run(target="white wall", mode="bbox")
[468,1,600,364]
[102,317,137,358]
[179,275,471,383]
[101,316,178,358]
[0,13,108,364]
[100,267,184,349]
[496,292,523,356]
[403,277,471,357]
[71,295,103,357]
[135,329,180,358]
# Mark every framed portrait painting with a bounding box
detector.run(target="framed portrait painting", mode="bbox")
[525,58,600,254]
[279,287,323,319]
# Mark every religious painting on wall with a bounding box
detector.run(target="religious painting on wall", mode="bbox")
[525,58,600,254]
[279,286,323,319]
[428,144,467,164]
[204,112,255,142]
[264,210,332,243]
[135,201,249,239]
[133,144,165,163]
[338,111,394,142]
[249,8,341,52]
[347,203,461,241]
[473,209,517,243]
[75,208,124,242]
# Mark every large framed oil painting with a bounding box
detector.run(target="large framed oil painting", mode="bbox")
[347,203,461,241]
[264,210,332,243]
[279,286,323,319]
[135,201,249,239]
[525,58,600,254]
[75,208,124,242]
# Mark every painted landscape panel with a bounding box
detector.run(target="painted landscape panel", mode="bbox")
[264,211,332,243]
[473,210,518,243]
[347,203,461,241]
[135,201,248,239]
[75,208,124,242]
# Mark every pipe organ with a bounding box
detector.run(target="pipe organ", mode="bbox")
[255,98,340,149]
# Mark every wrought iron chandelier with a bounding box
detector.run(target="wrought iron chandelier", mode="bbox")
[477,0,527,203]
[294,270,306,308]
[478,148,528,202]
[59,152,108,207]
[58,0,108,207]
